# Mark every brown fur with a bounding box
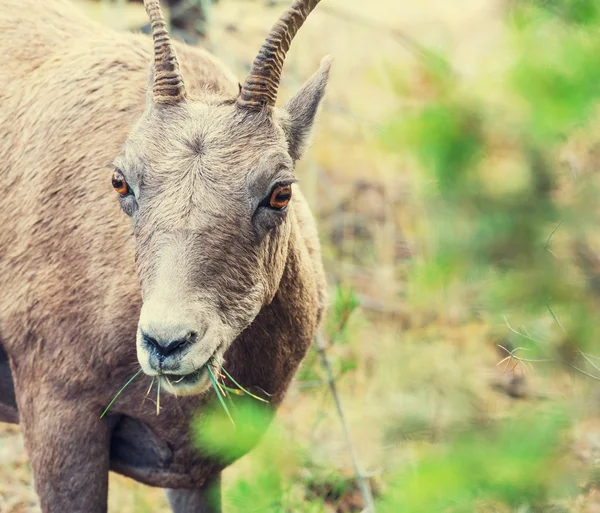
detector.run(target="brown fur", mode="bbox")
[0,0,329,511]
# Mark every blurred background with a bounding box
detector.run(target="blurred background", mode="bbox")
[2,0,600,511]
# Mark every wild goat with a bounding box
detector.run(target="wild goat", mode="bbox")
[0,0,329,511]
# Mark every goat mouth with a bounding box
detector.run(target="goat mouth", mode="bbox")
[159,368,211,396]
[159,347,223,394]
[164,368,206,386]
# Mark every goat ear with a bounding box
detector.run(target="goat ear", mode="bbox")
[283,56,332,161]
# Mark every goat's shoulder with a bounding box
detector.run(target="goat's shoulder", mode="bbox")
[0,0,237,98]
[0,0,98,79]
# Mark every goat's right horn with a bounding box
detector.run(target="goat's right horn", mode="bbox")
[144,0,187,104]
[238,0,322,111]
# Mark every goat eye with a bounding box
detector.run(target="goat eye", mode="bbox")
[269,185,292,210]
[112,169,129,196]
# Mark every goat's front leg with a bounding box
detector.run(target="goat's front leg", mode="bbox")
[15,385,111,513]
[165,474,222,513]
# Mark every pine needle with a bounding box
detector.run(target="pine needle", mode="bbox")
[100,368,144,418]
[547,304,565,332]
[220,385,244,396]
[144,377,156,400]
[156,377,161,416]
[215,377,229,398]
[218,365,269,403]
[207,365,235,426]
[496,355,511,366]
[502,357,512,375]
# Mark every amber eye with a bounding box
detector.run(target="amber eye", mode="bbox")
[269,184,292,210]
[112,169,129,196]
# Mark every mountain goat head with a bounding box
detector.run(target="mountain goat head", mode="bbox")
[114,0,330,395]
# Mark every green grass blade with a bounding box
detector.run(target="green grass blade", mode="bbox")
[219,365,269,403]
[144,376,156,400]
[156,377,161,416]
[207,365,235,426]
[213,373,229,398]
[100,368,144,418]
[220,384,244,396]
[547,304,565,332]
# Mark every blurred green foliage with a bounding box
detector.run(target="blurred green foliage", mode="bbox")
[195,402,294,513]
[378,0,600,510]
[195,399,369,512]
[390,0,600,358]
[327,285,361,345]
[380,409,573,513]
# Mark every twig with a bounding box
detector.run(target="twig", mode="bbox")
[544,308,600,379]
[502,318,600,381]
[579,351,600,374]
[566,362,600,382]
[581,352,600,361]
[497,345,550,363]
[315,333,376,513]
[497,344,600,380]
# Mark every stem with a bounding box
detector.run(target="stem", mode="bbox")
[580,351,600,373]
[315,333,376,513]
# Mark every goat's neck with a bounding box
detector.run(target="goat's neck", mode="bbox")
[225,216,320,405]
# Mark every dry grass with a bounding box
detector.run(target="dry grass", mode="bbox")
[2,0,600,511]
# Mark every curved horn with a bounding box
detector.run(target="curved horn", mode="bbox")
[238,0,321,111]
[144,0,186,104]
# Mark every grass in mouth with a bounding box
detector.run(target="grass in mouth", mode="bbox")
[218,365,270,403]
[205,358,273,426]
[156,375,161,416]
[207,364,235,426]
[145,376,156,401]
[100,368,144,418]
[101,361,271,421]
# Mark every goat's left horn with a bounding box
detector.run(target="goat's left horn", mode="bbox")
[144,0,186,104]
[238,0,322,111]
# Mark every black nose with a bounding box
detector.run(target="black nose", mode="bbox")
[142,331,196,358]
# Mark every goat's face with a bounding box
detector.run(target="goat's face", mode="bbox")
[114,103,295,394]
[116,0,330,395]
